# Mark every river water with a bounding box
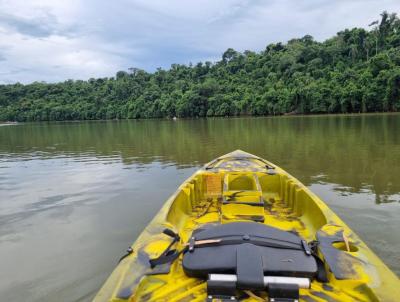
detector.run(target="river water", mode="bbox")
[0,114,399,301]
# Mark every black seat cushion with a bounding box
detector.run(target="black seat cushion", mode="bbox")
[182,222,317,279]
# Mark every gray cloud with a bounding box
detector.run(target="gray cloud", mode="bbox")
[0,11,59,38]
[0,9,79,39]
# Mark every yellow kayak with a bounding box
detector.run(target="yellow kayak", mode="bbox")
[94,150,399,302]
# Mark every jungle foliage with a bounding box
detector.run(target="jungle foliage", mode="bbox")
[1,12,400,121]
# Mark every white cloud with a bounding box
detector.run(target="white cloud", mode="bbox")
[0,0,399,83]
[0,31,128,83]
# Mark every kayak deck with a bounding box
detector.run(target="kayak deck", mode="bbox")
[94,150,399,302]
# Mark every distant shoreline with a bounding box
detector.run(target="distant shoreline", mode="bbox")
[1,112,399,124]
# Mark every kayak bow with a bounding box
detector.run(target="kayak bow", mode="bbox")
[94,150,399,302]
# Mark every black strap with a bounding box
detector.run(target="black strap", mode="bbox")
[199,233,303,248]
[314,254,328,282]
[149,234,313,268]
[149,246,188,268]
[193,235,304,252]
[149,228,181,268]
[268,283,299,301]
[149,236,305,269]
[236,244,264,290]
[163,228,180,240]
[309,240,328,282]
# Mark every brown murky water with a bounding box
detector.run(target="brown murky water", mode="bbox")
[0,114,399,301]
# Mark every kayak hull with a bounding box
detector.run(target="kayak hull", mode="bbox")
[94,150,399,302]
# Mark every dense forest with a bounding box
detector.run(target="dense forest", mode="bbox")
[0,12,399,121]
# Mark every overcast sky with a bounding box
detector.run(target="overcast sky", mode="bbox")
[0,0,399,84]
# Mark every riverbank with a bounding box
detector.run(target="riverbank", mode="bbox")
[1,111,400,124]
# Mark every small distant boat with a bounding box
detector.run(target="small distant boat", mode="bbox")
[94,150,399,302]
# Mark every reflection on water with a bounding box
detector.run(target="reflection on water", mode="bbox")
[0,114,399,301]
